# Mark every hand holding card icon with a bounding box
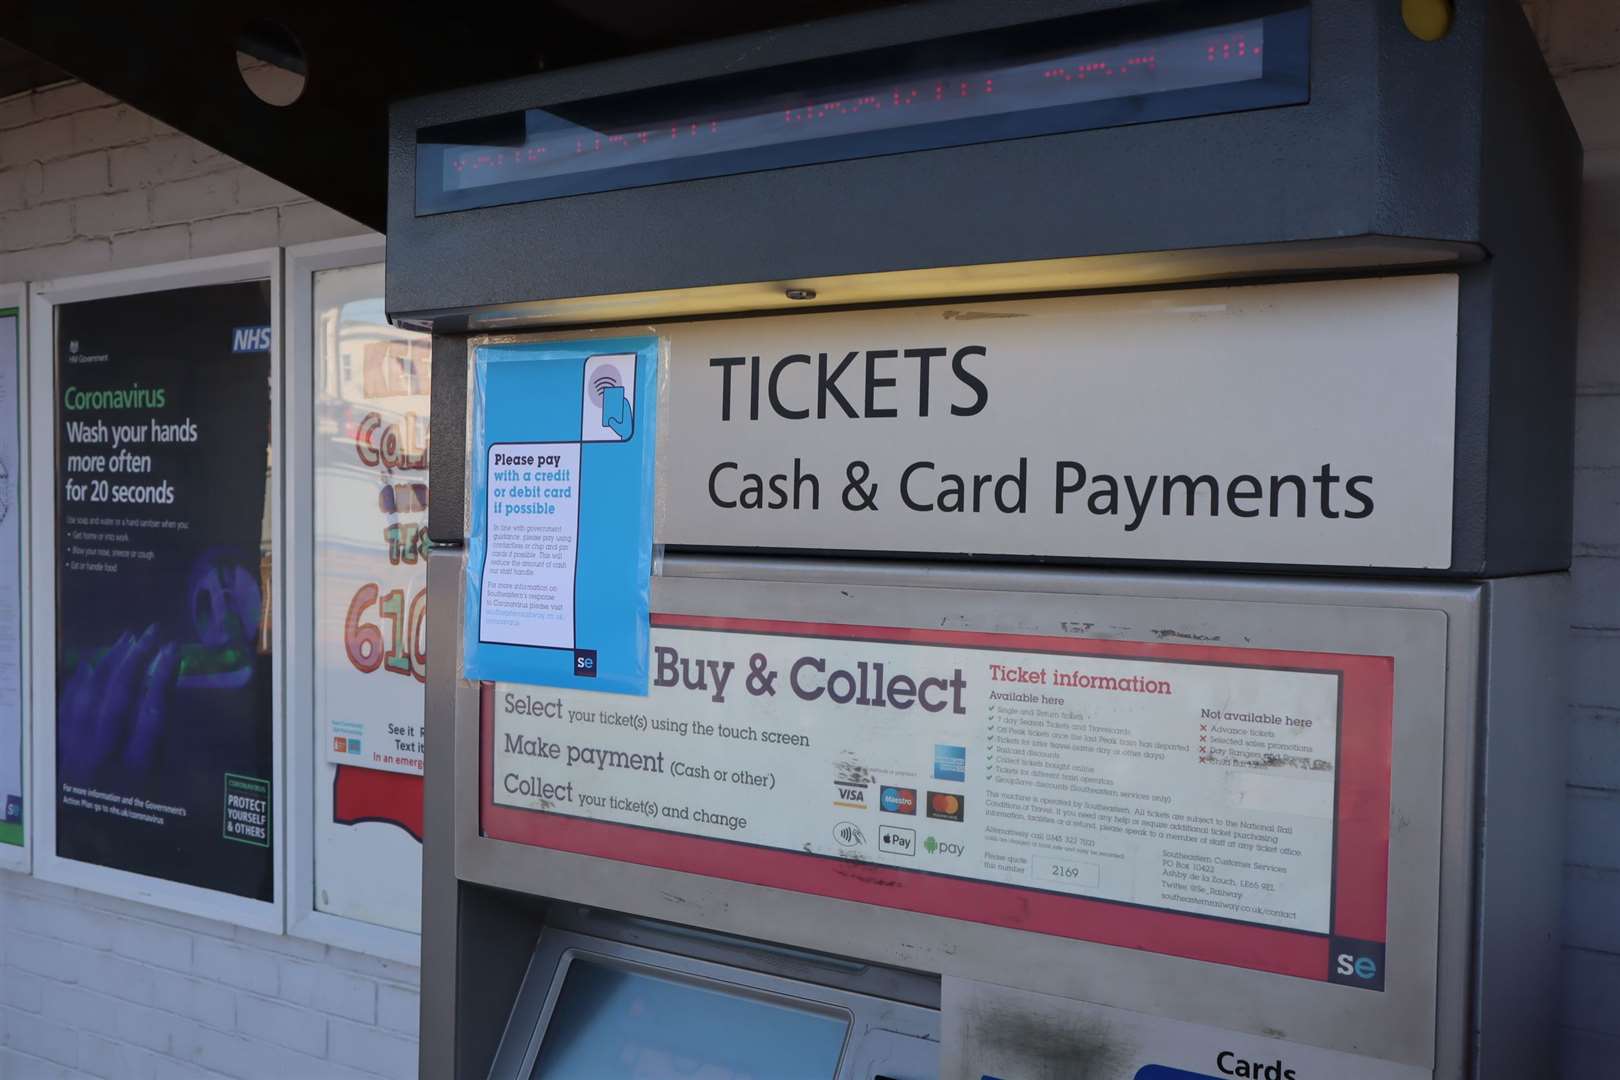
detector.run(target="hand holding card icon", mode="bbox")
[601,384,633,440]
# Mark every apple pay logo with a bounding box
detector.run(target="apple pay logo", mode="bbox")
[879,825,916,856]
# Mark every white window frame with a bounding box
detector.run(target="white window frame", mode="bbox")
[285,234,422,964]
[0,282,29,875]
[28,251,285,932]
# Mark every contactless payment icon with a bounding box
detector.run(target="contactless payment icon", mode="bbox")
[582,353,636,443]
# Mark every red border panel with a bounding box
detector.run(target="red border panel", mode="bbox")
[480,615,1393,981]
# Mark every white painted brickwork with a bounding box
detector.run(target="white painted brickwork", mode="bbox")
[0,80,365,280]
[0,3,1618,1076]
[0,81,411,1080]
[0,872,419,1079]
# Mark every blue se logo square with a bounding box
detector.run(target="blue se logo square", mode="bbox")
[1327,936,1386,991]
[573,649,598,677]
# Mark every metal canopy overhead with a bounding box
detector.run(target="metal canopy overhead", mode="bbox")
[0,39,67,100]
[2,1,900,231]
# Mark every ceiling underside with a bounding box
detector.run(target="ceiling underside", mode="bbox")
[2,1,902,231]
[0,38,67,100]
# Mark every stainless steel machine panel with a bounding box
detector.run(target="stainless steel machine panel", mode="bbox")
[428,552,1536,1076]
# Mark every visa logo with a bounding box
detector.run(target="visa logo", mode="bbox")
[231,326,272,353]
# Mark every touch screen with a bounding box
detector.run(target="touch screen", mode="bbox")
[530,957,848,1079]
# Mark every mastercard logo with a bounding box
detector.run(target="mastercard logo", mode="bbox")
[926,791,965,822]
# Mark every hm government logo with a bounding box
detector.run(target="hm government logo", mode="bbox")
[66,339,108,365]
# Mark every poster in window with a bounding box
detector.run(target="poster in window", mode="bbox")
[53,282,275,898]
[312,263,424,933]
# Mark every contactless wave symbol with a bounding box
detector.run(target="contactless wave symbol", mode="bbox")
[582,353,637,442]
[586,360,633,440]
[587,366,622,406]
[833,821,866,847]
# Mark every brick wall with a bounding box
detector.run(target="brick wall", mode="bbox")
[0,81,414,1080]
[0,874,419,1080]
[1530,0,1620,1072]
[0,80,364,280]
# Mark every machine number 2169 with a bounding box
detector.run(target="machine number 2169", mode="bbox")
[345,583,428,683]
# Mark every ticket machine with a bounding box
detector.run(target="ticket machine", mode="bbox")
[391,2,1579,1078]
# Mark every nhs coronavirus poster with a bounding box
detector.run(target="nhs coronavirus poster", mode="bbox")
[53,283,275,900]
[464,337,659,695]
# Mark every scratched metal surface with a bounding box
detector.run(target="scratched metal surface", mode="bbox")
[439,553,1485,1069]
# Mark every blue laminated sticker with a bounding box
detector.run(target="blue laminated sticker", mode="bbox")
[464,337,659,694]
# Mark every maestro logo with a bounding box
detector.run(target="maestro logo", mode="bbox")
[926,791,965,822]
[880,786,917,815]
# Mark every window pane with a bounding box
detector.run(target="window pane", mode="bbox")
[311,262,429,932]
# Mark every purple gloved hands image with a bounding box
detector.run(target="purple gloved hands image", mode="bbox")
[58,623,180,786]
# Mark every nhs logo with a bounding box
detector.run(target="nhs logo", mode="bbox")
[231,326,272,353]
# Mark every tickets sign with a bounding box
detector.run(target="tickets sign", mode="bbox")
[654,275,1458,568]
